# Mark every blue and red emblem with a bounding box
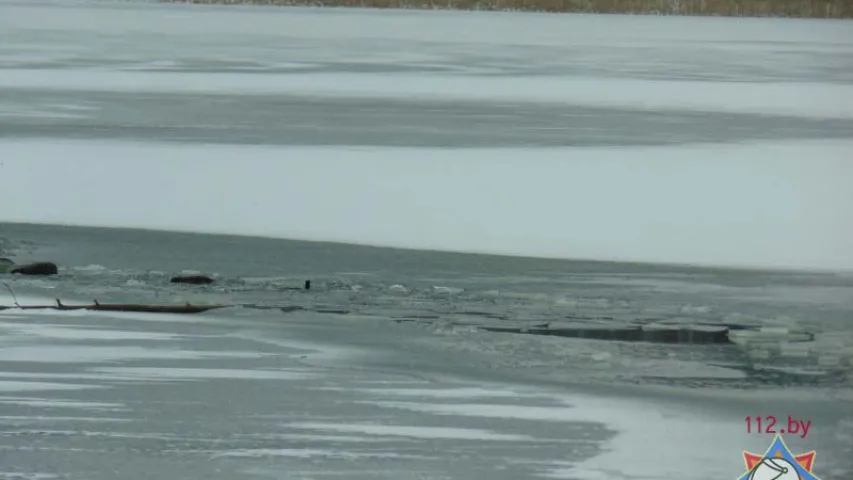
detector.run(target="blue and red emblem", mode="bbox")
[737,433,821,480]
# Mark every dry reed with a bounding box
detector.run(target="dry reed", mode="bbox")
[161,0,853,18]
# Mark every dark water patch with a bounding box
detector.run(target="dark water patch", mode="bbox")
[482,323,761,346]
[278,305,306,313]
[314,307,350,315]
[564,314,617,321]
[458,310,508,320]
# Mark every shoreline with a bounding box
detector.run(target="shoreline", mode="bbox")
[157,0,853,19]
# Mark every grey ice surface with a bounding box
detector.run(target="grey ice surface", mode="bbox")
[1,223,853,480]
[2,90,852,147]
[0,305,615,480]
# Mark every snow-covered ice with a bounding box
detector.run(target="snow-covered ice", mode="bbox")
[1,139,851,271]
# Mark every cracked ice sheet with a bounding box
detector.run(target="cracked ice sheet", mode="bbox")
[359,395,771,480]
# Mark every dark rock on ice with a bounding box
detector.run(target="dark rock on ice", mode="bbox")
[9,261,58,276]
[170,274,215,285]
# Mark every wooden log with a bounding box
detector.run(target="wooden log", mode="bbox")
[0,302,229,314]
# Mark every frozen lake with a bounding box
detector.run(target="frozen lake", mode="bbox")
[1,1,852,479]
[2,0,853,148]
[1,0,852,270]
